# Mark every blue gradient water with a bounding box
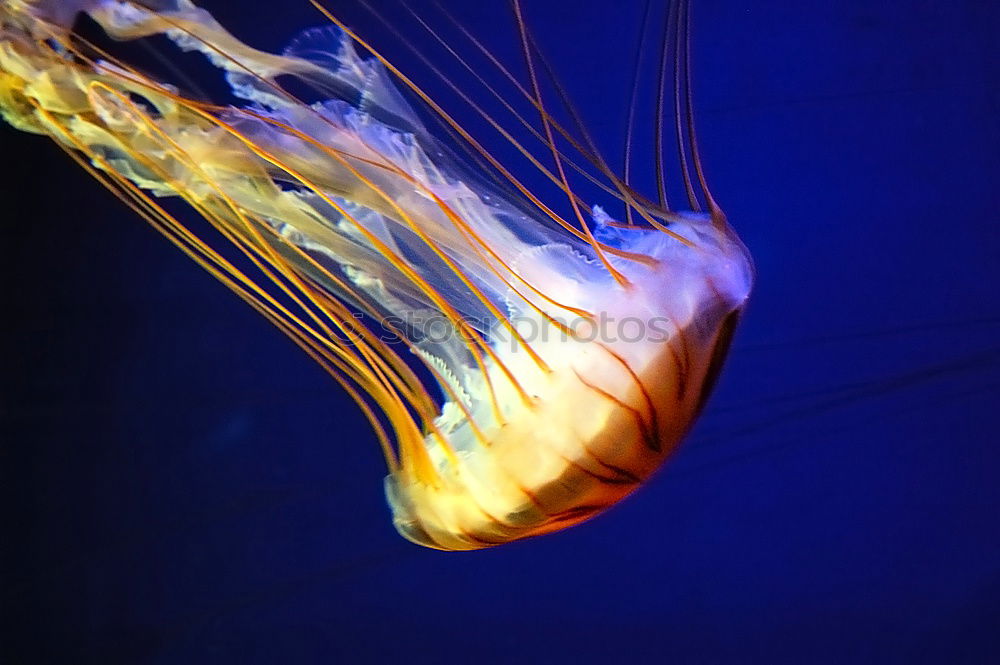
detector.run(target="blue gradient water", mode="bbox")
[3,1,998,662]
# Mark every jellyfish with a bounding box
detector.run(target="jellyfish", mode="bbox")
[0,0,752,550]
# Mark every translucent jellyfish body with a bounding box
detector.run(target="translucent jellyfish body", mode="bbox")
[0,0,752,549]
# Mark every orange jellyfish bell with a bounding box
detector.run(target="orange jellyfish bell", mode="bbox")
[0,0,752,549]
[386,211,752,549]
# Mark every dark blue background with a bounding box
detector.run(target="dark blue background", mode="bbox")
[3,1,999,663]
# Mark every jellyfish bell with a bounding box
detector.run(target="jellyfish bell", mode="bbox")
[0,0,753,549]
[389,212,752,549]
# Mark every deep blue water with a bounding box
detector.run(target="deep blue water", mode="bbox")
[3,1,999,663]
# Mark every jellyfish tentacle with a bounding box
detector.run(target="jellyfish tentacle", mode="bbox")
[672,0,698,212]
[512,0,630,288]
[623,0,654,226]
[680,0,726,229]
[429,0,696,240]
